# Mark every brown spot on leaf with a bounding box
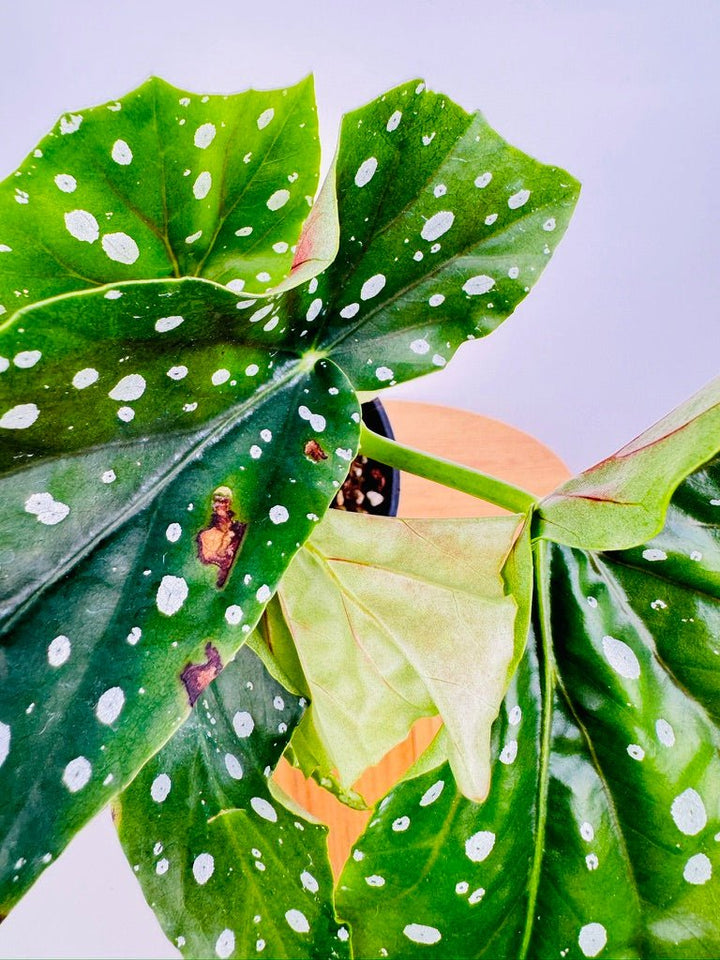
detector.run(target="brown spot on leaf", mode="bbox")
[181,643,223,707]
[304,439,328,462]
[197,486,246,587]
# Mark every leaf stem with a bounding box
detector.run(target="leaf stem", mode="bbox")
[359,424,537,514]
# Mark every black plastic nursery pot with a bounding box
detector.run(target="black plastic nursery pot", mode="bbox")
[331,400,400,517]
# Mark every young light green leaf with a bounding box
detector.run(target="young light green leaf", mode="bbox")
[0,76,321,307]
[537,374,720,550]
[115,644,349,960]
[274,79,580,389]
[268,511,532,803]
[338,451,720,959]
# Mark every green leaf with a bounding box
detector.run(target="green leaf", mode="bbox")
[264,511,532,803]
[537,374,720,550]
[0,75,321,306]
[115,644,349,960]
[338,451,720,959]
[274,79,580,390]
[0,354,359,913]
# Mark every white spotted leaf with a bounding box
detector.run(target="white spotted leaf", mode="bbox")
[338,450,720,958]
[115,645,349,960]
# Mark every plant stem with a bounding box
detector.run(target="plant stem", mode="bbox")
[359,424,537,514]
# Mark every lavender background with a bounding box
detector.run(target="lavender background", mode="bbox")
[0,0,718,956]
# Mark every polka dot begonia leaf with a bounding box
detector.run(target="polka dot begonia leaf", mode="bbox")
[115,644,349,960]
[338,450,720,959]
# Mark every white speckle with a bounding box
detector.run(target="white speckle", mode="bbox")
[62,756,91,793]
[587,596,598,608]
[166,364,188,382]
[307,298,323,322]
[509,705,522,726]
[256,585,271,603]
[0,403,39,430]
[404,924,441,945]
[235,227,253,238]
[54,174,77,193]
[0,722,10,768]
[420,780,444,806]
[156,858,169,876]
[355,157,378,188]
[224,752,243,780]
[182,402,197,413]
[257,272,272,284]
[256,939,266,952]
[48,635,71,667]
[543,217,556,231]
[586,853,599,871]
[671,788,707,836]
[256,107,275,129]
[233,711,254,738]
[684,853,712,885]
[690,550,703,561]
[298,405,326,432]
[643,548,667,562]
[111,140,133,165]
[463,275,495,296]
[656,719,675,747]
[251,797,278,822]
[468,887,485,905]
[101,470,116,484]
[96,687,125,725]
[474,172,492,188]
[156,575,188,616]
[215,929,235,959]
[428,294,445,307]
[301,870,319,893]
[249,305,274,325]
[13,350,41,369]
[455,881,469,895]
[186,230,203,244]
[433,184,447,198]
[250,445,262,459]
[193,172,212,199]
[308,277,319,294]
[126,627,142,646]
[260,429,272,442]
[102,232,139,264]
[118,405,135,422]
[353,850,364,861]
[578,923,607,958]
[421,210,454,242]
[508,189,531,209]
[272,696,285,711]
[500,740,518,764]
[602,635,641,680]
[580,822,594,842]
[340,303,360,319]
[72,367,99,390]
[211,369,231,386]
[60,114,82,135]
[508,266,520,279]
[109,374,146,402]
[375,366,394,382]
[627,743,645,761]
[361,274,386,300]
[422,133,435,146]
[484,213,498,225]
[151,773,172,802]
[192,853,215,885]
[285,909,310,934]
[245,364,260,377]
[269,505,289,524]
[651,598,667,610]
[432,354,446,367]
[225,605,244,626]
[267,189,290,211]
[194,123,216,148]
[165,523,182,543]
[465,831,496,863]
[25,492,70,526]
[392,816,410,832]
[65,210,99,243]
[387,110,402,131]
[410,339,430,355]
[365,875,385,887]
